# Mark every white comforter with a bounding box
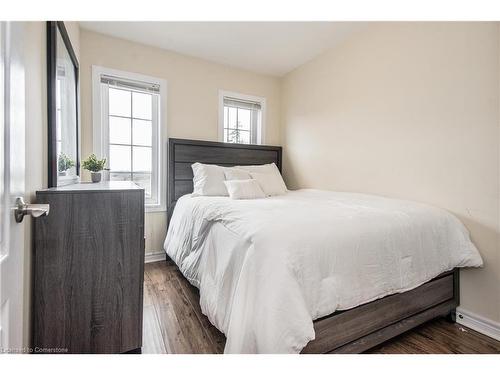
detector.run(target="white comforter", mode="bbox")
[163,189,482,354]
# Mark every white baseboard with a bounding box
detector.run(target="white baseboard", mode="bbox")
[144,251,166,263]
[456,307,500,342]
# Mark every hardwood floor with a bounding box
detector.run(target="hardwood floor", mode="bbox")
[142,261,500,354]
[143,260,225,354]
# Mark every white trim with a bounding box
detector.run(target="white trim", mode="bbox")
[456,307,500,342]
[218,89,266,145]
[92,65,167,212]
[144,251,166,263]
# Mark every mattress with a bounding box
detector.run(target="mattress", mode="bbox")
[163,189,483,353]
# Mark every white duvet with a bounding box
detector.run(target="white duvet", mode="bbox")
[163,189,483,354]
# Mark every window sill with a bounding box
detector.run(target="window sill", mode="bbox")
[145,204,167,213]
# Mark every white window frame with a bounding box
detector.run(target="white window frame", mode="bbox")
[218,90,266,145]
[92,65,167,212]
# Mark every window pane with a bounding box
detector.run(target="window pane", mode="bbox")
[238,108,251,130]
[133,146,152,172]
[226,128,235,143]
[109,116,131,144]
[225,129,250,144]
[133,172,152,198]
[56,111,62,140]
[109,145,131,171]
[133,119,152,146]
[109,88,131,117]
[238,130,250,144]
[228,106,237,128]
[110,171,132,182]
[226,128,244,143]
[56,79,62,108]
[133,92,152,120]
[224,106,228,128]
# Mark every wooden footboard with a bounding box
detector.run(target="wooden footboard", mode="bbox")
[302,270,459,353]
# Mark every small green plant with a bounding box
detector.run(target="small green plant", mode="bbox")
[82,154,107,173]
[58,153,75,172]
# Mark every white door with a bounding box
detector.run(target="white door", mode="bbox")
[0,22,26,353]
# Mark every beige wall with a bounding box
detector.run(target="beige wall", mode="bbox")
[22,21,80,346]
[79,29,282,255]
[281,22,500,323]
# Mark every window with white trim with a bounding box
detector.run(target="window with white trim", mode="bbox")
[218,91,266,145]
[93,66,166,210]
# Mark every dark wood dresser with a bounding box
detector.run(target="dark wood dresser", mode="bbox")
[33,182,145,353]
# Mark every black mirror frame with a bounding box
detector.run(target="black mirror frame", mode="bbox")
[47,21,80,188]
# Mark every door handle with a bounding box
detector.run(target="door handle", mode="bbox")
[14,197,50,223]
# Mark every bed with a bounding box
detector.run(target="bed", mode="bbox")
[164,138,483,354]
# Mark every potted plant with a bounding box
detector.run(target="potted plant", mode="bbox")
[58,153,75,176]
[82,154,107,183]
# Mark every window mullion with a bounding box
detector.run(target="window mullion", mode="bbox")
[109,113,151,122]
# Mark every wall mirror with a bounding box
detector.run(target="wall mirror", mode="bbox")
[47,21,80,187]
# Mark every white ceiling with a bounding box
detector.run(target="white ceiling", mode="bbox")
[79,22,366,76]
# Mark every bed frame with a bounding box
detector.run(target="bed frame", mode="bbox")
[166,137,459,354]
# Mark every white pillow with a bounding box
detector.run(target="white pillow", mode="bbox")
[236,163,287,189]
[235,163,278,174]
[250,171,287,196]
[223,179,266,200]
[191,163,228,196]
[224,168,251,181]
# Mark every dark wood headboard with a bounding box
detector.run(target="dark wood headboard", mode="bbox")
[167,138,282,219]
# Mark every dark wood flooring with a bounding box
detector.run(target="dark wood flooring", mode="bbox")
[142,261,500,354]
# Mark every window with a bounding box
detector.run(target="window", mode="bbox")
[55,73,62,157]
[92,66,166,211]
[218,90,266,145]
